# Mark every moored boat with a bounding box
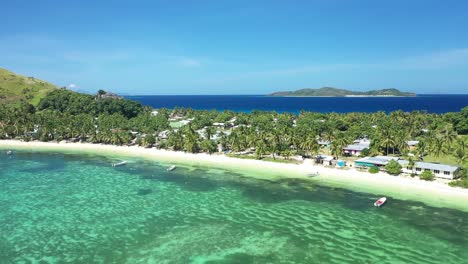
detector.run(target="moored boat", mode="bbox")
[112,161,127,167]
[6,150,13,155]
[167,165,176,171]
[374,197,387,207]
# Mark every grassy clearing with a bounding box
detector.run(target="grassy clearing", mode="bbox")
[0,68,57,105]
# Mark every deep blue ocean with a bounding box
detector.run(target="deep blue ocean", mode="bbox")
[127,94,467,114]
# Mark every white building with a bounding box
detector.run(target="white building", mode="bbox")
[356,156,460,180]
[399,160,460,180]
[343,139,371,156]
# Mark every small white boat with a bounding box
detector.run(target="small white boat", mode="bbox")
[6,150,13,155]
[308,172,320,177]
[167,165,176,172]
[374,197,387,207]
[112,161,127,167]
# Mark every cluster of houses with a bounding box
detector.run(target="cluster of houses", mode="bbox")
[141,111,462,180]
[343,139,371,156]
[343,139,421,156]
[336,138,459,180]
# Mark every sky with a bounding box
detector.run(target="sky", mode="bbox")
[1,0,468,94]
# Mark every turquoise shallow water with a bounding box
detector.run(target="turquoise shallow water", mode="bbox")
[1,150,467,263]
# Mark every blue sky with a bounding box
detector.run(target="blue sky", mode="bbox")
[1,0,468,94]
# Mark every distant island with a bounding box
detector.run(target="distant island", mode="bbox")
[269,87,416,97]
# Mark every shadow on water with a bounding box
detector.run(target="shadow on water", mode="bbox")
[379,201,468,245]
[205,252,278,264]
[136,188,153,196]
[149,168,221,192]
[164,168,468,246]
[14,152,67,173]
[7,149,468,246]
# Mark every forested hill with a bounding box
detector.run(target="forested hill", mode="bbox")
[0,68,57,105]
[37,89,144,118]
[269,87,416,97]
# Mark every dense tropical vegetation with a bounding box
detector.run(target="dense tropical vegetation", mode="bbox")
[1,88,467,186]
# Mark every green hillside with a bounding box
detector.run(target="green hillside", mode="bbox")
[0,68,57,105]
[269,87,416,97]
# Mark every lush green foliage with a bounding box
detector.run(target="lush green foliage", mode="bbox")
[449,179,468,188]
[385,160,402,175]
[1,90,467,172]
[0,68,57,105]
[38,89,143,118]
[420,170,435,181]
[369,166,379,174]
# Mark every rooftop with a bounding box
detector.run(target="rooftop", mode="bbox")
[344,144,368,151]
[407,140,419,146]
[399,160,459,172]
[355,156,399,166]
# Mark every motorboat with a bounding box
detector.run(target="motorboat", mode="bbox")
[308,172,320,177]
[112,161,127,167]
[6,150,13,155]
[374,197,387,207]
[167,165,176,171]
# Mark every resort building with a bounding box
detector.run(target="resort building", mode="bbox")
[343,139,370,156]
[355,156,399,167]
[399,160,460,180]
[355,156,460,180]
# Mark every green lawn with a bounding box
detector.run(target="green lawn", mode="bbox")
[0,68,57,106]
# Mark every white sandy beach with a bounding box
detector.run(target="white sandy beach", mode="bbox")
[1,140,468,211]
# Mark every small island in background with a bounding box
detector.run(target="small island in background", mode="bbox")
[269,87,417,97]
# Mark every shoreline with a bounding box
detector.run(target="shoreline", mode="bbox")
[1,140,468,211]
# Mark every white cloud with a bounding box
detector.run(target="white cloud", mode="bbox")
[397,48,468,70]
[179,57,202,67]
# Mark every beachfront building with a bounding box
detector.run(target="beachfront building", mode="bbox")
[356,156,460,180]
[399,161,460,180]
[315,155,334,166]
[343,139,370,156]
[355,156,399,168]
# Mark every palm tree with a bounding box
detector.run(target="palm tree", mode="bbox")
[267,130,282,160]
[415,139,427,160]
[330,132,351,159]
[204,126,216,140]
[255,140,267,159]
[441,124,458,152]
[453,139,466,165]
[377,122,395,155]
[430,136,445,158]
[394,130,409,155]
[300,134,319,158]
